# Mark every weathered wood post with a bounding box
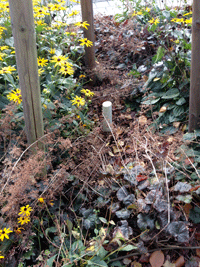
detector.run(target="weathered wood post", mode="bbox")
[80,0,96,73]
[189,0,200,132]
[8,0,44,147]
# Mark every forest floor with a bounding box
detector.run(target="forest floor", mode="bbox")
[55,14,200,267]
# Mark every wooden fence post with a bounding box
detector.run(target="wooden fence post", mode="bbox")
[80,0,96,71]
[189,0,200,132]
[8,0,44,147]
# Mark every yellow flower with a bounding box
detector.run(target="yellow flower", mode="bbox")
[43,88,50,94]
[49,48,56,54]
[0,45,9,50]
[47,3,66,11]
[137,11,142,15]
[174,39,179,44]
[7,88,22,105]
[18,205,33,217]
[35,20,47,26]
[38,68,44,76]
[171,18,184,23]
[0,52,6,60]
[71,95,85,107]
[49,200,54,206]
[14,227,24,234]
[132,11,137,17]
[43,104,47,109]
[18,216,31,225]
[50,55,68,67]
[79,74,86,78]
[0,251,4,258]
[38,197,44,203]
[68,10,80,17]
[148,18,159,25]
[65,31,77,36]
[38,57,48,67]
[0,66,16,74]
[79,38,93,47]
[75,21,90,30]
[81,89,94,97]
[146,7,151,12]
[183,11,192,16]
[33,6,50,18]
[59,65,74,76]
[0,228,13,241]
[70,0,80,3]
[184,18,192,24]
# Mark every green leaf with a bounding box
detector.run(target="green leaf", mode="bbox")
[176,97,186,105]
[5,37,14,47]
[167,222,189,242]
[120,244,137,251]
[190,207,200,223]
[45,227,57,236]
[137,213,155,230]
[110,261,124,266]
[142,97,160,105]
[176,195,192,204]
[97,246,108,258]
[0,95,9,109]
[115,209,131,219]
[46,254,57,267]
[36,25,46,33]
[87,256,108,267]
[173,106,184,117]
[99,217,108,224]
[153,46,165,63]
[66,219,73,234]
[162,88,180,99]
[160,126,178,135]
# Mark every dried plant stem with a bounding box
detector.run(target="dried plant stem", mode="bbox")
[144,136,159,182]
[103,114,129,174]
[164,160,170,224]
[180,147,200,179]
[0,133,50,194]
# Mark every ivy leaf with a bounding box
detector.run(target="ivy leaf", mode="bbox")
[137,213,155,231]
[162,88,180,99]
[189,206,200,223]
[123,194,136,206]
[167,222,189,242]
[116,208,132,219]
[124,165,144,185]
[174,182,192,193]
[113,220,133,240]
[176,97,186,106]
[173,106,185,117]
[117,186,129,201]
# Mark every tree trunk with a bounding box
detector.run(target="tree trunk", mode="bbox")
[80,0,96,70]
[8,0,44,147]
[188,0,200,132]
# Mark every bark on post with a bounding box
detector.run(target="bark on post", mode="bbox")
[189,0,200,132]
[8,0,44,147]
[80,0,96,71]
